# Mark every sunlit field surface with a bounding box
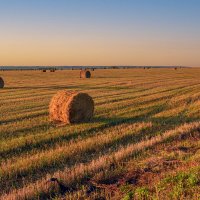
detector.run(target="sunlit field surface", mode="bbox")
[0,69,200,200]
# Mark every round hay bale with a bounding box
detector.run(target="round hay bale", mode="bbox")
[0,77,4,88]
[80,70,91,78]
[49,90,94,124]
[42,70,46,72]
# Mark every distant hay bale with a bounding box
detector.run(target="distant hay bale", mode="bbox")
[49,90,94,124]
[42,70,46,72]
[0,77,4,88]
[50,69,55,72]
[80,70,91,78]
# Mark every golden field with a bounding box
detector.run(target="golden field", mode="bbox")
[0,68,200,200]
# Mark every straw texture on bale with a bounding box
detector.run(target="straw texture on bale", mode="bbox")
[80,70,91,78]
[49,90,94,124]
[0,77,4,88]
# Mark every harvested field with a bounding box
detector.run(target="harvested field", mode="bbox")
[0,68,200,200]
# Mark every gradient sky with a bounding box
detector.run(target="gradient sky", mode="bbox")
[0,0,200,66]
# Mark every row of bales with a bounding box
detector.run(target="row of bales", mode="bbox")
[42,68,92,78]
[0,69,92,89]
[0,65,187,127]
[0,69,94,124]
[42,68,56,72]
[0,66,185,89]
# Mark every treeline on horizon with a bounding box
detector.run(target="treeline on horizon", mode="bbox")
[0,66,188,71]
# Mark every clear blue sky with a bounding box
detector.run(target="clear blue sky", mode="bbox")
[0,0,200,66]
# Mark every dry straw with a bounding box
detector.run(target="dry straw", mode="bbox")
[2,121,200,200]
[80,70,91,78]
[0,77,4,88]
[49,90,94,124]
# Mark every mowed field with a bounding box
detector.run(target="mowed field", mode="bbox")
[0,69,200,200]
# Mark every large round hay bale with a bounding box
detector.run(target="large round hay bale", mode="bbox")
[49,90,94,124]
[0,77,4,88]
[80,70,91,78]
